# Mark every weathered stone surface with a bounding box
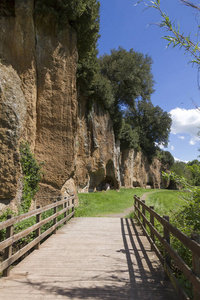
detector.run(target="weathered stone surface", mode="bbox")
[0,0,37,205]
[120,149,162,189]
[0,1,78,207]
[0,0,37,149]
[34,15,78,191]
[61,178,79,206]
[76,99,120,192]
[0,63,26,201]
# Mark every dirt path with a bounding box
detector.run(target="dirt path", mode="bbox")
[102,190,157,218]
[102,205,135,218]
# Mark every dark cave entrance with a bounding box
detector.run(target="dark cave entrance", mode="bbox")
[0,0,15,17]
[97,160,119,191]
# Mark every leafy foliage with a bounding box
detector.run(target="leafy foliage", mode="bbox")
[126,100,171,159]
[97,47,171,159]
[162,171,191,190]
[99,47,154,108]
[19,142,43,213]
[158,150,174,167]
[120,121,140,150]
[136,0,200,65]
[170,159,200,186]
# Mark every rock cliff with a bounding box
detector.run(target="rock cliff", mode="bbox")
[0,1,165,212]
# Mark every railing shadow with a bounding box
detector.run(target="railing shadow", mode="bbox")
[1,218,178,300]
[120,217,178,299]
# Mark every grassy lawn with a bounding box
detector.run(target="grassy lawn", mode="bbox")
[75,188,154,217]
[145,190,188,217]
[75,188,189,218]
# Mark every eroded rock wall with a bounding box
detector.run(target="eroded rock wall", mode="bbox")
[0,0,79,210]
[75,98,120,192]
[120,149,162,189]
[0,0,165,212]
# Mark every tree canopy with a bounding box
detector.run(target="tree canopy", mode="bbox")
[125,100,172,158]
[96,47,171,159]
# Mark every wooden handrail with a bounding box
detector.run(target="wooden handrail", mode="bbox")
[0,196,75,276]
[0,195,74,231]
[134,195,200,300]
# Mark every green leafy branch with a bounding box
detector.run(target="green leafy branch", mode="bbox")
[162,171,192,191]
[19,142,43,213]
[135,0,200,65]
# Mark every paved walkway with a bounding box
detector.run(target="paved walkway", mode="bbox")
[0,218,178,300]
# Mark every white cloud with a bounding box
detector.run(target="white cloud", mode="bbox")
[174,157,188,163]
[170,145,174,151]
[178,135,185,140]
[170,107,200,145]
[189,139,195,145]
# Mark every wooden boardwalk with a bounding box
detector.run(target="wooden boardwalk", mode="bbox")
[0,217,178,300]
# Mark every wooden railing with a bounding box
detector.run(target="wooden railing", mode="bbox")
[0,196,75,277]
[134,195,200,300]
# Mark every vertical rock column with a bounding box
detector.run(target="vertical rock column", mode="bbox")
[34,15,78,191]
[0,0,37,204]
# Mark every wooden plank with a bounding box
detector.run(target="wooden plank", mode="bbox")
[0,218,178,300]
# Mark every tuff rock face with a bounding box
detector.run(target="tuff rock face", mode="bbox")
[0,1,165,212]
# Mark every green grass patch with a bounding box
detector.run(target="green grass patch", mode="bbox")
[75,188,154,217]
[145,190,188,217]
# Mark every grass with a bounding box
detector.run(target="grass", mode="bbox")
[144,190,189,217]
[75,188,155,217]
[75,188,189,218]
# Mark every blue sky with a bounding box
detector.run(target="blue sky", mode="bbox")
[97,0,200,162]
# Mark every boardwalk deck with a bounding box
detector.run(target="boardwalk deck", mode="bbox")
[0,218,178,300]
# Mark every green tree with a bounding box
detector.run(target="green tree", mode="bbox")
[187,163,200,186]
[159,150,174,167]
[97,47,171,159]
[99,47,154,106]
[120,120,140,150]
[98,47,155,136]
[126,101,171,159]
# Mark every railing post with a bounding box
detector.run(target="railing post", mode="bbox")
[191,233,200,300]
[163,215,171,275]
[3,215,13,277]
[138,197,141,220]
[134,195,136,211]
[53,200,57,234]
[64,197,67,225]
[72,197,75,217]
[150,206,155,251]
[142,200,146,234]
[35,206,41,250]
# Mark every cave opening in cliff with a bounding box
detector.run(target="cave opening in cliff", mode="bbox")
[97,176,118,191]
[97,160,119,191]
[132,181,141,188]
[0,0,15,17]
